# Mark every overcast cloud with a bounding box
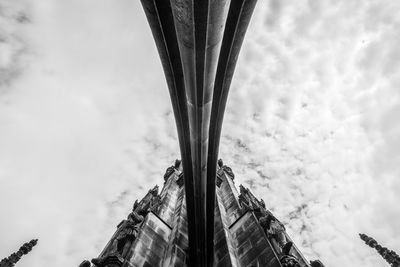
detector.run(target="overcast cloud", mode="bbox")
[0,1,399,266]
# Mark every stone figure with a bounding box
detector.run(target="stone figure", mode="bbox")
[310,260,325,267]
[217,159,224,168]
[132,185,160,216]
[223,166,235,179]
[149,194,162,212]
[280,255,301,267]
[217,159,235,180]
[149,185,159,197]
[259,214,292,255]
[174,159,181,169]
[259,199,266,209]
[238,185,253,210]
[116,212,144,253]
[164,166,175,182]
[79,260,91,267]
[238,193,250,209]
[91,212,144,266]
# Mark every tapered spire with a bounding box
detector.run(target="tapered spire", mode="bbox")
[0,239,38,267]
[359,233,400,267]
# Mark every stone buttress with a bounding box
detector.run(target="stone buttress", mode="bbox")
[81,160,324,267]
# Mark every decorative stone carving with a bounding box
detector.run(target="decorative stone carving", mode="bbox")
[91,186,163,267]
[176,172,184,187]
[164,160,181,182]
[259,214,292,255]
[91,255,124,267]
[216,176,223,188]
[131,185,160,216]
[310,260,325,267]
[79,260,91,267]
[280,255,301,267]
[149,185,159,197]
[91,212,144,266]
[217,159,235,180]
[164,166,175,182]
[259,199,266,209]
[238,185,251,210]
[217,159,224,168]
[238,195,250,210]
[174,159,181,169]
[223,166,234,180]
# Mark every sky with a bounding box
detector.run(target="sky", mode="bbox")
[0,0,399,266]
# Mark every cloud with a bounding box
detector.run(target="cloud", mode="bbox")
[0,0,178,266]
[220,0,400,266]
[0,0,30,89]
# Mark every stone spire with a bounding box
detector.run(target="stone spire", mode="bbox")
[0,239,38,267]
[359,233,400,267]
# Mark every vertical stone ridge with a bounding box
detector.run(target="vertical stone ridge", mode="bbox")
[157,163,181,226]
[162,188,189,267]
[142,1,258,264]
[140,1,197,263]
[205,1,258,263]
[216,162,281,267]
[214,195,238,267]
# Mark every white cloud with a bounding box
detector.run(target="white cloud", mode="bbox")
[220,0,400,266]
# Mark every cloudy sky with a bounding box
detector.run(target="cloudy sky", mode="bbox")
[1,0,399,266]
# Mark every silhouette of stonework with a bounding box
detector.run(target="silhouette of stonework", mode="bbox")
[81,0,326,266]
[0,239,38,267]
[83,160,324,267]
[359,233,400,267]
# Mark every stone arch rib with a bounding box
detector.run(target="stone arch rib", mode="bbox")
[141,1,257,265]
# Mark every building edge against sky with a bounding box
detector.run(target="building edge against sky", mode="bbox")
[81,160,325,267]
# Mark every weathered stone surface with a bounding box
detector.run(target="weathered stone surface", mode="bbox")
[0,239,38,267]
[86,160,324,267]
[140,1,258,264]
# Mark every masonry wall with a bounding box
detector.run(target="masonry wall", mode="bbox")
[89,162,312,267]
[215,168,282,267]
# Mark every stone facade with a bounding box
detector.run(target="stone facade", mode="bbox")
[84,161,324,267]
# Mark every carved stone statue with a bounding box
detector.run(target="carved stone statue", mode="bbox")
[164,166,175,182]
[310,260,325,267]
[174,159,181,169]
[259,199,266,209]
[223,166,235,179]
[217,159,235,180]
[217,159,224,168]
[238,193,250,209]
[149,194,162,213]
[79,260,91,267]
[116,212,144,253]
[280,255,301,267]
[259,214,292,255]
[149,185,159,197]
[91,212,144,266]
